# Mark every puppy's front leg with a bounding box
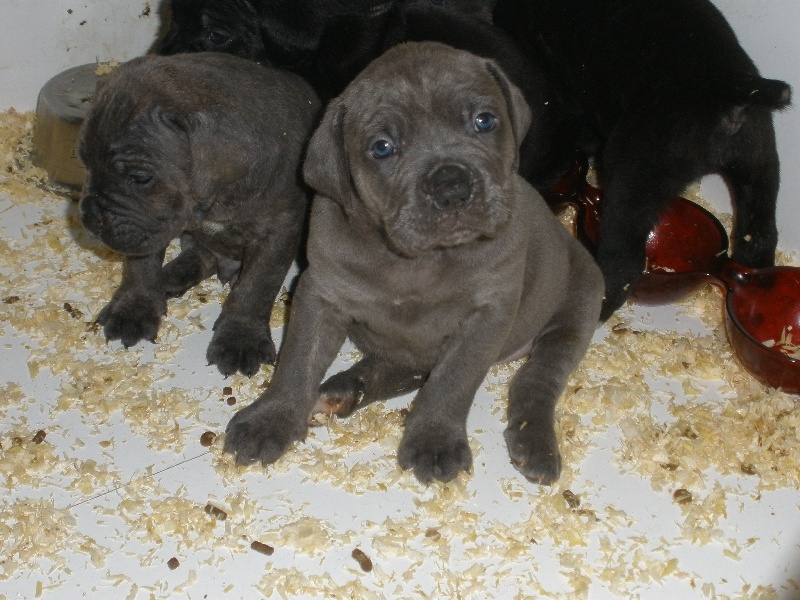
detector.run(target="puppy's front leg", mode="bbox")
[224,276,348,466]
[97,251,167,348]
[504,292,600,485]
[398,307,510,485]
[207,209,304,377]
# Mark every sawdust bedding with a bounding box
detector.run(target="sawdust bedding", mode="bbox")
[1,110,798,599]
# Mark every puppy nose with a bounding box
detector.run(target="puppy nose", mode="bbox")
[79,193,103,233]
[424,164,472,209]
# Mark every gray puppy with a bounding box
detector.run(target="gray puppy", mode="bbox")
[224,42,603,485]
[79,53,320,377]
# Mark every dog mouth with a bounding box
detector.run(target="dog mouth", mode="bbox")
[79,192,171,256]
[386,192,510,257]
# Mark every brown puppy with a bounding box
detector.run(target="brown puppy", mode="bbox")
[224,42,603,485]
[79,53,320,377]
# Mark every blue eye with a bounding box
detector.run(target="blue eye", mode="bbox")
[474,112,497,132]
[371,139,395,159]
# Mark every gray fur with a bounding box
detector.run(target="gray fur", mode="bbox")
[224,42,603,485]
[79,52,320,377]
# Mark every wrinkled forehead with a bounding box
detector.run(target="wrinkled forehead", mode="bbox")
[343,49,504,136]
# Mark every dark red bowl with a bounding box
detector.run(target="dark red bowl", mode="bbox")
[722,266,800,394]
[631,198,730,305]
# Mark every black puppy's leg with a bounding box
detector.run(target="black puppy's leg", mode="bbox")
[207,206,304,377]
[97,250,167,348]
[224,276,349,465]
[161,234,218,298]
[721,111,780,268]
[596,126,692,319]
[315,355,427,418]
[504,273,600,485]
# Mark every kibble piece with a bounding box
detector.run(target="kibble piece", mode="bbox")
[424,528,441,541]
[222,386,233,395]
[200,431,216,447]
[250,541,274,556]
[226,396,236,406]
[351,548,373,572]
[31,430,47,444]
[204,503,228,521]
[167,557,180,570]
[672,488,693,504]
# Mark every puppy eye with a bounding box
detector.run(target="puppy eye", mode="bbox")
[207,30,233,47]
[371,139,395,159]
[129,172,153,185]
[474,112,497,132]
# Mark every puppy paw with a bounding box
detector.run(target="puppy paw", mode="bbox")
[96,291,166,348]
[161,261,203,298]
[207,315,276,377]
[397,423,472,484]
[504,421,561,485]
[224,399,307,465]
[313,373,366,418]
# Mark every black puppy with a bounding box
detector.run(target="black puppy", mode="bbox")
[159,0,573,189]
[79,53,320,377]
[493,0,792,319]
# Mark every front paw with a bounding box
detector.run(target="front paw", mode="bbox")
[504,420,561,485]
[96,290,166,348]
[224,398,307,465]
[397,421,472,484]
[207,314,276,377]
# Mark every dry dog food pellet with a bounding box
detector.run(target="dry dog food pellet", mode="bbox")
[200,431,216,447]
[672,488,693,504]
[31,430,46,444]
[204,503,228,521]
[250,541,274,556]
[351,548,373,572]
[222,386,233,396]
[425,528,441,541]
[226,396,236,406]
[167,557,180,570]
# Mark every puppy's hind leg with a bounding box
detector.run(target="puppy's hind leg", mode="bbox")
[720,109,781,269]
[314,355,428,419]
[161,234,218,297]
[504,271,601,485]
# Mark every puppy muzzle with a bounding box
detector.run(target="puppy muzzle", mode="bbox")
[79,192,164,256]
[422,163,473,210]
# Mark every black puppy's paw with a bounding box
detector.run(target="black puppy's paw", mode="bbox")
[397,422,472,484]
[207,315,276,377]
[224,399,307,465]
[504,420,561,485]
[96,290,166,348]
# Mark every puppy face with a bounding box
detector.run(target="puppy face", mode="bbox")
[159,0,267,62]
[305,42,531,257]
[79,81,193,257]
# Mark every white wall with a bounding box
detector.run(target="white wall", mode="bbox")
[0,0,796,251]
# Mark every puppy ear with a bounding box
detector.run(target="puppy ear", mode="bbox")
[484,59,532,150]
[303,101,354,208]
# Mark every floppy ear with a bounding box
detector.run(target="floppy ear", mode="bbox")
[303,100,354,209]
[484,59,532,152]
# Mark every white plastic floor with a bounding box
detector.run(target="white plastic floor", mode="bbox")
[1,114,799,599]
